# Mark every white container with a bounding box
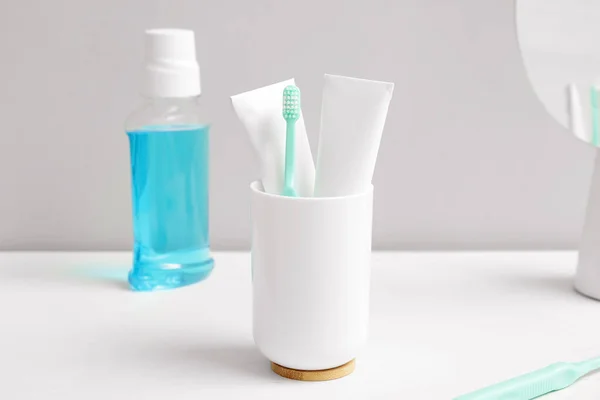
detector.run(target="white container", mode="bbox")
[576,153,600,300]
[250,181,373,372]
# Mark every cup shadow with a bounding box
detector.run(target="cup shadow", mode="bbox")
[120,340,281,383]
[173,344,276,381]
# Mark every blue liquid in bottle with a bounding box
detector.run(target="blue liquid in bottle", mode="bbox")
[127,124,214,291]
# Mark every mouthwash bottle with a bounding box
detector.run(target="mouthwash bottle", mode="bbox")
[126,29,213,291]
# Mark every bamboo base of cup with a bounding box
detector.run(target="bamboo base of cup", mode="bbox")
[271,359,355,381]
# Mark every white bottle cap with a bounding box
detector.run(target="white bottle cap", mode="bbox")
[142,29,201,98]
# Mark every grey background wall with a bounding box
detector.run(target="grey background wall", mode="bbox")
[0,0,595,250]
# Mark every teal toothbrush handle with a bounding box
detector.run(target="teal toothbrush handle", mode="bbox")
[454,362,592,400]
[592,87,599,147]
[283,120,297,197]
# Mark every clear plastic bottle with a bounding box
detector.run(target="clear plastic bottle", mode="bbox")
[126,29,213,291]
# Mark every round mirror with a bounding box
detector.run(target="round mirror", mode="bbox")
[517,1,600,146]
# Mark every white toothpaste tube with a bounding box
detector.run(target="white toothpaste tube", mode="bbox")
[231,79,315,197]
[314,74,394,197]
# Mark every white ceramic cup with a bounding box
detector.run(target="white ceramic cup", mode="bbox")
[250,181,373,371]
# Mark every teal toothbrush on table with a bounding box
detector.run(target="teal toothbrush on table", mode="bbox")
[282,85,301,197]
[455,357,600,400]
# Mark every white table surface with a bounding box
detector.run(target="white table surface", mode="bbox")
[1,251,599,399]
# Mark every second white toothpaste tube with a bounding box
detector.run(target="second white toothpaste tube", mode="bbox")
[315,74,395,197]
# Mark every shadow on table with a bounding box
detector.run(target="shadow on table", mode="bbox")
[490,271,597,302]
[69,264,129,290]
[173,344,277,381]
[2,262,129,291]
[120,339,283,383]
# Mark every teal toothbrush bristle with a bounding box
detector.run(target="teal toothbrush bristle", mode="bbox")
[283,85,301,120]
[281,85,300,197]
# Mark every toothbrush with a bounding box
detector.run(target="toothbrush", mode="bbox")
[568,84,587,143]
[282,85,301,197]
[454,357,600,400]
[591,86,600,147]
